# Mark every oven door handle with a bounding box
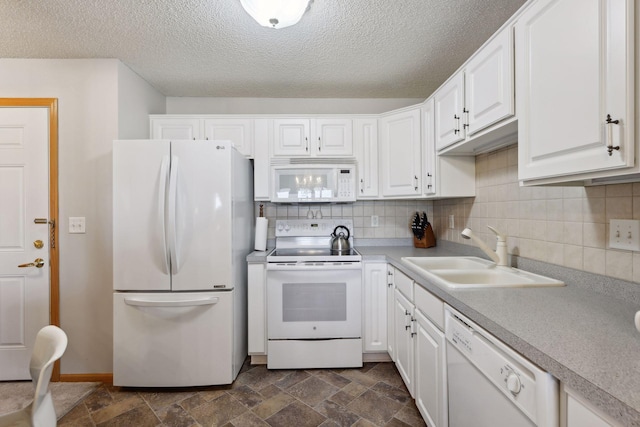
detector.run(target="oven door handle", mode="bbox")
[266,262,362,271]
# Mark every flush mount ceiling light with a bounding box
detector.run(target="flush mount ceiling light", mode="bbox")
[240,0,311,29]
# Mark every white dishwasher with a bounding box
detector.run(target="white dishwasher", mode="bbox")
[445,305,559,427]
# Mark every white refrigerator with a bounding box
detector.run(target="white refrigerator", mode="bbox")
[112,139,253,387]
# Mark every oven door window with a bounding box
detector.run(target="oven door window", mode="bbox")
[283,283,347,322]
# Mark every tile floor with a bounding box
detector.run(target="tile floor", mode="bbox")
[58,360,426,427]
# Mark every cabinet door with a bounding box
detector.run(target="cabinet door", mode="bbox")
[465,25,514,136]
[314,119,353,156]
[150,117,202,140]
[434,73,465,151]
[203,118,253,158]
[386,267,396,360]
[253,119,270,201]
[565,386,620,427]
[247,263,266,355]
[422,99,436,196]
[354,119,379,198]
[414,310,447,427]
[272,119,311,156]
[394,289,414,396]
[379,108,422,197]
[363,263,387,353]
[516,0,633,182]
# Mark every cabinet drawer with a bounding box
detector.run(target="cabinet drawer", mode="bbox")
[395,270,414,300]
[414,285,443,330]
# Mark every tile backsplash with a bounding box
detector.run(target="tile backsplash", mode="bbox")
[255,200,434,241]
[255,143,640,284]
[434,144,640,283]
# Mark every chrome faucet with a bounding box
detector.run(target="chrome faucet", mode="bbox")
[461,226,509,267]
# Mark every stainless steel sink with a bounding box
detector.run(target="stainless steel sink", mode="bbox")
[401,256,564,289]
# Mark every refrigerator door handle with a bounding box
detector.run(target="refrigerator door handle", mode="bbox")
[168,156,180,273]
[124,296,219,307]
[159,155,170,274]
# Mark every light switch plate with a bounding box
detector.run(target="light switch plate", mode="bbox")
[609,219,640,251]
[69,217,86,234]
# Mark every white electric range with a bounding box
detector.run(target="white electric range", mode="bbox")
[265,219,363,369]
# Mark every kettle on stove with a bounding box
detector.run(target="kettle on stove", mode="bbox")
[330,225,351,253]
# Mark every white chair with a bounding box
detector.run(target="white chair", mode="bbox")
[0,325,68,427]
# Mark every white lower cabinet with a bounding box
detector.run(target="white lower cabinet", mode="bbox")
[388,266,447,426]
[414,309,447,427]
[247,263,266,355]
[363,263,388,353]
[386,267,396,360]
[394,288,415,396]
[563,385,622,427]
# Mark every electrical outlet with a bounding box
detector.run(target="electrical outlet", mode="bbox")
[609,219,640,251]
[371,215,379,227]
[69,217,86,234]
[448,215,455,229]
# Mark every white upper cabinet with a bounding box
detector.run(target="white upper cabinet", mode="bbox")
[379,107,422,197]
[272,118,353,157]
[353,118,379,198]
[150,117,202,140]
[434,72,466,151]
[203,118,253,157]
[423,98,475,198]
[465,25,514,137]
[435,24,516,155]
[150,116,254,158]
[516,0,634,184]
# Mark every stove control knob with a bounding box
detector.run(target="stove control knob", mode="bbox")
[284,224,291,232]
[277,223,284,231]
[506,373,521,395]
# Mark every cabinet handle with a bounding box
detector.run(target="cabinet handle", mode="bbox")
[606,114,621,156]
[305,137,309,152]
[414,175,419,191]
[318,136,321,152]
[411,332,417,337]
[453,114,460,135]
[463,107,469,130]
[360,178,364,193]
[405,309,410,315]
[405,325,411,330]
[426,172,433,189]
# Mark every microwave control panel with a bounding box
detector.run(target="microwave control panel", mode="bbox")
[337,169,355,199]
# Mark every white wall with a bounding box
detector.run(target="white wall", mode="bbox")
[0,59,165,374]
[166,97,422,114]
[117,62,165,138]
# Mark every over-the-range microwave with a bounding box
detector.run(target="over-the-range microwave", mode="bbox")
[270,159,357,203]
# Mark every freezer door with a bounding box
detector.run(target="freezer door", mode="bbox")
[113,140,171,291]
[170,140,232,291]
[113,291,234,387]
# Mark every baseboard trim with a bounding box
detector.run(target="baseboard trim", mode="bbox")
[59,373,113,384]
[363,352,392,363]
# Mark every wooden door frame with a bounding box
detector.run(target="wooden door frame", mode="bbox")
[0,98,60,381]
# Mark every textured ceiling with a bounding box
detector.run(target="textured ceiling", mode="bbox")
[0,0,527,98]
